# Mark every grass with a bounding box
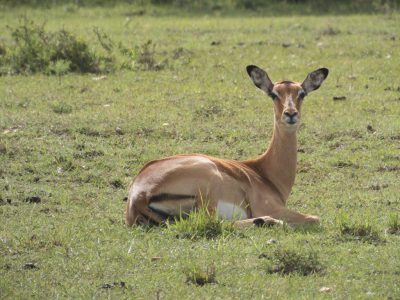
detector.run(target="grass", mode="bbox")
[167,205,236,240]
[387,214,400,235]
[184,263,217,286]
[0,3,400,299]
[337,214,382,244]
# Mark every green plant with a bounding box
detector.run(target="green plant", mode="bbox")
[184,263,217,286]
[49,29,99,73]
[337,216,382,243]
[1,20,180,76]
[51,102,73,114]
[167,205,235,240]
[0,19,114,75]
[136,40,158,70]
[48,59,70,84]
[0,43,6,56]
[387,214,400,235]
[6,19,51,74]
[120,40,166,71]
[265,247,325,276]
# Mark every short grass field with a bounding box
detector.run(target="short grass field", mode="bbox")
[1,3,400,299]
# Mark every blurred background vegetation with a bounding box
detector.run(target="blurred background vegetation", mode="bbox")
[0,0,399,14]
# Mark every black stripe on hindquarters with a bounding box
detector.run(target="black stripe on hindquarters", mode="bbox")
[148,206,174,221]
[148,205,190,222]
[149,193,196,202]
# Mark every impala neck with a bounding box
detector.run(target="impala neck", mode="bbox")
[256,121,298,201]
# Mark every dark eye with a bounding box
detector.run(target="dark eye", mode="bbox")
[298,91,306,100]
[269,92,278,100]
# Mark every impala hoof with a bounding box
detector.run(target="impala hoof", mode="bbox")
[253,218,265,227]
[253,217,282,227]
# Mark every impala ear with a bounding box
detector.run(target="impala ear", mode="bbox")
[246,65,274,95]
[301,68,329,94]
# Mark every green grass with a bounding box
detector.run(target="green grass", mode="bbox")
[167,205,236,240]
[387,213,400,235]
[1,4,400,299]
[336,213,383,244]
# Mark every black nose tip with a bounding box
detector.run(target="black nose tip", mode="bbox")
[284,111,298,118]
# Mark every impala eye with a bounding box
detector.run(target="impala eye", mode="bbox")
[298,91,306,99]
[270,92,278,100]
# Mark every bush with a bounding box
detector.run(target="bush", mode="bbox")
[0,19,170,75]
[50,29,100,73]
[0,19,109,75]
[120,40,167,71]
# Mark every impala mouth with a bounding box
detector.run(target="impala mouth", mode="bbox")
[283,118,298,125]
[282,118,300,129]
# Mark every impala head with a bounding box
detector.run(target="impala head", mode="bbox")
[246,65,329,131]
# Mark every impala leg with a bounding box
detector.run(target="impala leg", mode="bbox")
[234,216,283,228]
[269,207,320,225]
[233,208,320,228]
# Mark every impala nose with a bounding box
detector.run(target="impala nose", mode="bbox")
[284,111,298,124]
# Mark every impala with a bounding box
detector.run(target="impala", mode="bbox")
[126,65,329,227]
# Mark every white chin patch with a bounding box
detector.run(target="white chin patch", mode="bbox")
[284,117,298,124]
[216,202,247,220]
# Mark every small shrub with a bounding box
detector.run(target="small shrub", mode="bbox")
[0,43,6,56]
[137,40,159,70]
[320,26,341,36]
[194,105,224,119]
[51,102,73,114]
[265,247,324,276]
[93,27,117,72]
[120,40,166,71]
[167,205,235,240]
[110,179,124,189]
[93,27,114,53]
[6,19,50,74]
[75,127,112,137]
[47,59,70,76]
[184,264,217,286]
[54,155,75,172]
[49,29,100,73]
[76,127,101,137]
[338,217,381,243]
[387,214,400,235]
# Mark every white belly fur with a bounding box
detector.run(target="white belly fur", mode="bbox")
[217,201,247,220]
